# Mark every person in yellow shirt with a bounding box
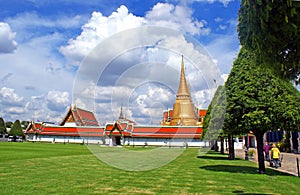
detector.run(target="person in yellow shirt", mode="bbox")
[270,144,280,168]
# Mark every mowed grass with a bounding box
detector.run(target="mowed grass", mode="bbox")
[0,142,299,194]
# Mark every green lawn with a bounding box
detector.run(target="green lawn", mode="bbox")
[0,142,299,194]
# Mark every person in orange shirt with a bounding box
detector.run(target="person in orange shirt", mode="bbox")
[270,144,280,168]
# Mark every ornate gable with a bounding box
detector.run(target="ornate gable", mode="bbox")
[60,105,99,126]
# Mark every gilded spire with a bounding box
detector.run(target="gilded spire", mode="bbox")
[167,55,198,126]
[176,55,190,98]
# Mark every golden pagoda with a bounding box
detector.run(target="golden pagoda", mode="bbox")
[167,56,199,126]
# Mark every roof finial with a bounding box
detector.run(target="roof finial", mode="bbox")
[119,103,125,120]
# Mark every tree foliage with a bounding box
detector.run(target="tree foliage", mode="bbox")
[9,120,23,137]
[224,48,300,173]
[202,85,228,155]
[238,0,300,80]
[0,118,6,135]
[202,85,226,140]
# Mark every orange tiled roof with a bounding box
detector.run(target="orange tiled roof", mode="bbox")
[40,126,105,137]
[131,126,202,138]
[60,105,99,126]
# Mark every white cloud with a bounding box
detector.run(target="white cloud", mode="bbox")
[219,24,227,30]
[193,89,213,108]
[6,12,85,31]
[7,107,25,115]
[60,4,209,67]
[145,3,209,35]
[186,0,234,6]
[0,32,74,94]
[46,90,70,112]
[60,5,147,66]
[0,87,23,106]
[0,22,17,53]
[214,17,223,23]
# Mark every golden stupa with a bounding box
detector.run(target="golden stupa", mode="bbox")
[168,56,198,126]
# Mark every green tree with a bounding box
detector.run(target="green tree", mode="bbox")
[9,120,24,141]
[202,85,228,155]
[0,118,6,136]
[225,48,300,173]
[238,0,300,81]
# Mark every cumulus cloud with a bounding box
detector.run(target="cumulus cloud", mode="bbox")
[128,84,174,124]
[145,3,209,35]
[60,5,147,66]
[46,90,70,112]
[0,87,70,122]
[60,4,209,67]
[0,22,17,53]
[0,87,24,106]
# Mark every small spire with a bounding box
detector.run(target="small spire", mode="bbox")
[119,103,125,120]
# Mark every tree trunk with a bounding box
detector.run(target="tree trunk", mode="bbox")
[220,136,224,154]
[214,140,218,152]
[228,134,235,160]
[255,130,265,174]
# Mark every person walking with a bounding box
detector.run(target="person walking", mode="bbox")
[263,142,271,161]
[270,144,280,168]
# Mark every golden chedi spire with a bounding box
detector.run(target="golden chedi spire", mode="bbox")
[177,55,190,98]
[170,55,198,126]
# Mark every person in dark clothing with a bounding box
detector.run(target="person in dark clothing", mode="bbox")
[263,142,271,161]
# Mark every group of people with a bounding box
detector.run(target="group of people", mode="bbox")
[263,142,281,168]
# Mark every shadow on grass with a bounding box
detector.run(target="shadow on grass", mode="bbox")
[232,190,273,195]
[199,164,291,176]
[197,155,242,161]
[197,151,242,161]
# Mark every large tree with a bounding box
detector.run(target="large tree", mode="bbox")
[9,120,24,141]
[238,0,300,81]
[225,48,300,173]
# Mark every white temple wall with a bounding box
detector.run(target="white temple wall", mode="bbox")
[26,135,104,144]
[124,137,206,147]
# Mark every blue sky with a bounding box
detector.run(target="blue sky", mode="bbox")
[0,0,240,124]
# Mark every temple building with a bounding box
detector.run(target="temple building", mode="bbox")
[26,56,207,147]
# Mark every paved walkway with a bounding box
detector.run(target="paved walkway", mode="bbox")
[235,149,300,176]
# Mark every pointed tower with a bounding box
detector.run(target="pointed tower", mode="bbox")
[118,104,125,120]
[169,56,198,126]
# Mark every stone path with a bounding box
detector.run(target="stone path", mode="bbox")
[235,149,300,176]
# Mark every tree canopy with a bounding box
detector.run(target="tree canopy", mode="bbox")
[224,47,300,173]
[225,48,300,134]
[202,85,226,141]
[9,120,24,137]
[238,0,300,81]
[0,118,6,135]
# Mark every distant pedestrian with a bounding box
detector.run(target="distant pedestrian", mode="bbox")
[263,142,271,161]
[270,144,280,168]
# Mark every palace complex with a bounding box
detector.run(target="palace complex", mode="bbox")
[26,56,207,147]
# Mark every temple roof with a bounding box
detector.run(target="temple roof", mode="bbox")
[26,121,202,139]
[60,105,99,126]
